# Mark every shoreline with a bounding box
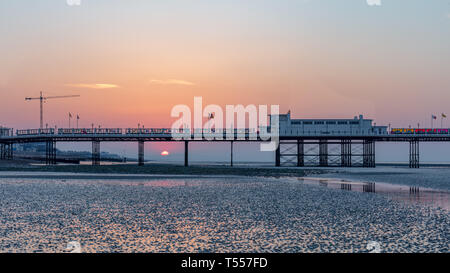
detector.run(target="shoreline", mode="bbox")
[1,162,449,211]
[0,161,326,178]
[1,159,450,191]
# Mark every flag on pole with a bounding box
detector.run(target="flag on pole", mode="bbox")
[77,114,80,120]
[69,113,72,118]
[432,115,437,120]
[441,113,447,128]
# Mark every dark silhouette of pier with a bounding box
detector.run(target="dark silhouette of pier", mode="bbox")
[1,127,450,168]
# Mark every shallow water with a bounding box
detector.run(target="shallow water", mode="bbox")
[0,174,448,253]
[297,178,450,211]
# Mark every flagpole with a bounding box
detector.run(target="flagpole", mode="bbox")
[442,114,447,128]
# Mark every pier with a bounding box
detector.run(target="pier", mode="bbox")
[0,128,448,169]
[1,113,450,168]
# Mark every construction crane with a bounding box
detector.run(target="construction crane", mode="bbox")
[25,91,80,129]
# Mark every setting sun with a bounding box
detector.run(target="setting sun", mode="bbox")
[161,151,169,156]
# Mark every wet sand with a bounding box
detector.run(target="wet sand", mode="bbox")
[0,174,448,253]
[0,161,323,177]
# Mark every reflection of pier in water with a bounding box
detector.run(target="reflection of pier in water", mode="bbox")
[298,178,450,211]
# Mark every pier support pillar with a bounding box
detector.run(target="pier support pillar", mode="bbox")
[341,140,351,167]
[0,143,5,160]
[363,140,375,168]
[297,139,304,167]
[45,140,56,165]
[138,141,144,166]
[319,139,328,167]
[7,143,13,159]
[92,140,100,166]
[9,143,13,159]
[1,143,13,160]
[363,140,367,167]
[184,141,189,167]
[230,141,234,167]
[368,140,376,168]
[409,140,419,168]
[275,144,281,167]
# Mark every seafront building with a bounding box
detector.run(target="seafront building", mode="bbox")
[0,126,12,137]
[272,112,388,136]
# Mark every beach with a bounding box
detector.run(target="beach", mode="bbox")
[0,162,448,253]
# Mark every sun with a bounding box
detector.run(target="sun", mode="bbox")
[161,151,169,156]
